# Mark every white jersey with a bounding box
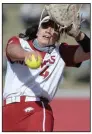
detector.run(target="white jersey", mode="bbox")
[3,38,65,101]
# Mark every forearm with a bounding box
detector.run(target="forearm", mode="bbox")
[6,44,27,61]
[74,33,90,63]
[74,46,90,63]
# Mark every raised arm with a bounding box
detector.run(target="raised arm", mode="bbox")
[59,32,90,67]
[74,32,90,63]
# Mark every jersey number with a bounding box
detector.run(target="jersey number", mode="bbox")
[40,66,49,78]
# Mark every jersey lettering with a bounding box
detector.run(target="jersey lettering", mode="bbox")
[40,56,55,78]
[11,60,26,66]
[41,56,55,67]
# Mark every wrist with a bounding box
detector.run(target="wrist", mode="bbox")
[75,32,85,41]
[77,34,90,53]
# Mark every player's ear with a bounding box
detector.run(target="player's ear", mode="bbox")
[36,32,38,37]
[36,30,39,37]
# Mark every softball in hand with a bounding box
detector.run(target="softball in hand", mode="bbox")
[25,54,42,69]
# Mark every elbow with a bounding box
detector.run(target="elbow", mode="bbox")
[6,47,11,58]
[6,45,17,61]
[74,51,90,63]
[6,49,15,61]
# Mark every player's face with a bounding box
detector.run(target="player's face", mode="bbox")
[37,20,59,47]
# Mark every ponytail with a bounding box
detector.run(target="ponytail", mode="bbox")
[19,24,38,40]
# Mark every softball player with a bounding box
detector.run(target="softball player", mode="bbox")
[3,15,90,131]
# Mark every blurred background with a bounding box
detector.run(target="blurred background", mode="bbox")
[2,4,90,131]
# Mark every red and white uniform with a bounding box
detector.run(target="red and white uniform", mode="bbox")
[3,36,80,132]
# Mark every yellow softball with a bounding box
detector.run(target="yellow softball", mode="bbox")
[25,54,42,69]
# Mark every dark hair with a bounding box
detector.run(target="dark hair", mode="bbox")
[19,24,38,40]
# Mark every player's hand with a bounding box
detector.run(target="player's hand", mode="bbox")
[24,51,42,62]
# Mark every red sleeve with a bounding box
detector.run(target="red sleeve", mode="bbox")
[6,36,20,47]
[6,36,20,60]
[59,43,81,67]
